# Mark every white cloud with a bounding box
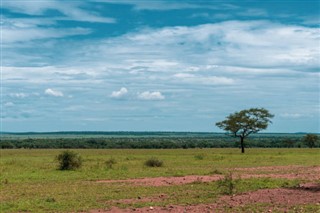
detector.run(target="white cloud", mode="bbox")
[3,66,100,84]
[9,93,28,98]
[138,91,165,100]
[45,88,64,97]
[5,20,319,75]
[174,73,196,78]
[2,21,91,43]
[1,2,114,44]
[121,20,319,70]
[174,73,234,85]
[110,87,128,98]
[2,1,115,23]
[94,0,220,11]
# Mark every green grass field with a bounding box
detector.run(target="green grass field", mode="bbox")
[1,148,319,212]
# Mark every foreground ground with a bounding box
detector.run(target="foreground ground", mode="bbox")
[0,149,319,212]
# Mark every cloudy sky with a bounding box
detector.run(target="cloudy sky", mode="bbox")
[2,0,319,132]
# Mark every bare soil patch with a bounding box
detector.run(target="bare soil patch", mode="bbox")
[91,183,320,213]
[97,175,223,186]
[92,166,320,212]
[106,194,168,205]
[216,183,320,208]
[97,166,320,186]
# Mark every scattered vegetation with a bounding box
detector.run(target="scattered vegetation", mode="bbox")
[217,172,240,195]
[210,169,223,175]
[194,154,205,160]
[56,150,82,170]
[144,157,164,167]
[105,157,117,169]
[45,197,56,203]
[0,149,319,212]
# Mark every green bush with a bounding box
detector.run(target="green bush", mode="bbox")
[144,157,163,167]
[194,154,205,160]
[217,172,239,195]
[105,157,117,169]
[56,150,82,170]
[210,169,223,175]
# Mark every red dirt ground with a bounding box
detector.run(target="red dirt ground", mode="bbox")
[91,166,320,212]
[96,165,320,186]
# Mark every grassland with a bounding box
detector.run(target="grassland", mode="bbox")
[1,148,319,212]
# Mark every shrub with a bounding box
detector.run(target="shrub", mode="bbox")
[194,154,205,160]
[210,169,223,175]
[105,158,117,169]
[45,197,56,203]
[217,172,239,195]
[144,157,163,167]
[56,150,82,170]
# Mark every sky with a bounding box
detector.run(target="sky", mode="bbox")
[1,0,320,133]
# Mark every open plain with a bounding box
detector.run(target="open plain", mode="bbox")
[1,148,319,212]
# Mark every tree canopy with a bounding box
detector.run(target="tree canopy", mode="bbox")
[216,108,274,153]
[303,134,319,148]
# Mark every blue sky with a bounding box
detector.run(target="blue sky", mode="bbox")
[1,0,319,132]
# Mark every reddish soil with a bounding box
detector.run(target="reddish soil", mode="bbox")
[91,184,320,213]
[106,194,168,206]
[91,166,320,212]
[97,175,222,186]
[97,166,320,186]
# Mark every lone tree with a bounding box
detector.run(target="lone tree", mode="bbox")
[216,108,274,153]
[303,134,319,148]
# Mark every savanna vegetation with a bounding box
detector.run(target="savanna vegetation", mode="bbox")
[0,148,319,212]
[1,132,319,149]
[1,129,319,212]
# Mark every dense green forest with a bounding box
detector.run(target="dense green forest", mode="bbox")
[0,132,318,149]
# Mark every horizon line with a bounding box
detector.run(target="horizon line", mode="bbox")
[1,131,318,134]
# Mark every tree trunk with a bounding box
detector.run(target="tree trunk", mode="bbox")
[240,137,245,153]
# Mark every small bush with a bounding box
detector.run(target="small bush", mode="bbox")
[194,154,205,160]
[56,150,82,170]
[45,197,56,203]
[3,179,8,184]
[210,169,223,175]
[217,172,239,195]
[144,157,163,167]
[105,158,117,169]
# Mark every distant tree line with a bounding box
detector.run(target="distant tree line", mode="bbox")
[0,134,318,149]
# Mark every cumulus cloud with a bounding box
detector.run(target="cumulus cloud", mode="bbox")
[110,87,128,98]
[45,88,64,97]
[137,91,165,100]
